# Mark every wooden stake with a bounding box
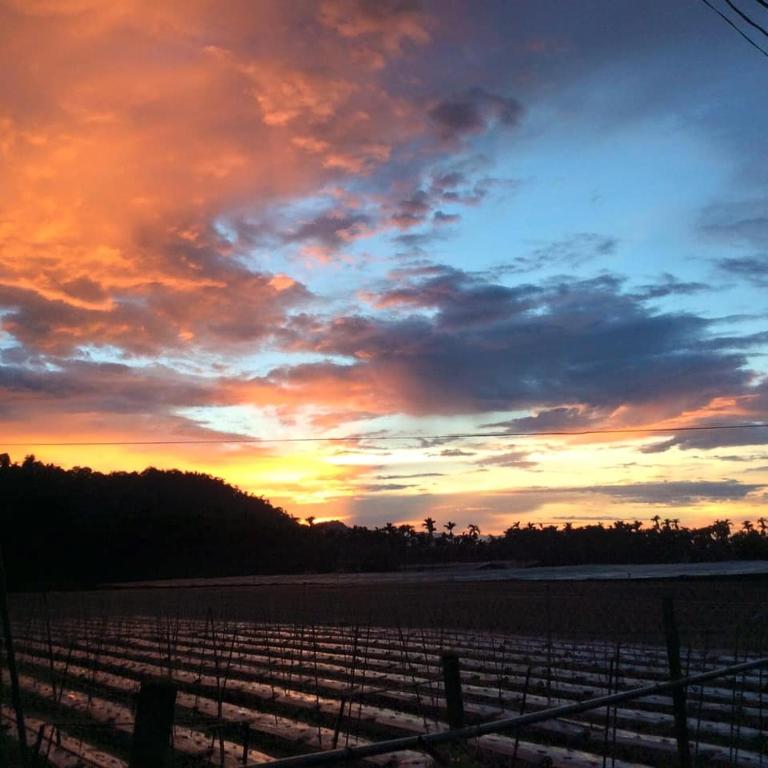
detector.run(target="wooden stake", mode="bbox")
[441,652,464,730]
[129,678,177,768]
[662,596,691,768]
[241,721,250,765]
[0,541,28,768]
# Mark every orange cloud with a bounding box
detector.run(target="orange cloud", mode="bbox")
[0,0,432,358]
[2,0,765,532]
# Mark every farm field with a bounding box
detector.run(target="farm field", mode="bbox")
[2,577,767,768]
[112,560,768,589]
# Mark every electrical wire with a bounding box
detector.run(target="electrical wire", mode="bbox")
[2,422,767,447]
[723,0,768,39]
[698,0,768,56]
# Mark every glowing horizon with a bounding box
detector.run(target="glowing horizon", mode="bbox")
[1,0,767,534]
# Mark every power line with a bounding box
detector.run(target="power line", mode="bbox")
[724,0,768,39]
[698,0,768,57]
[2,422,768,447]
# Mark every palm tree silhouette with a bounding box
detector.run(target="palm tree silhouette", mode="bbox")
[399,524,416,540]
[466,523,481,541]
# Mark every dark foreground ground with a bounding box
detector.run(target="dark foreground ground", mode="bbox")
[12,572,768,652]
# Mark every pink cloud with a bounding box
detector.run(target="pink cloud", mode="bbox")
[0,0,437,362]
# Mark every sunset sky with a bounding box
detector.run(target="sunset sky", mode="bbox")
[2,0,768,533]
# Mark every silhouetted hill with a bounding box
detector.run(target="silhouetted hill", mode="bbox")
[0,455,302,588]
[1,455,766,590]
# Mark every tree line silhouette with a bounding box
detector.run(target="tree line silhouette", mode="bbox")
[1,456,766,589]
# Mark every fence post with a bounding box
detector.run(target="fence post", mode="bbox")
[242,721,250,765]
[129,679,177,768]
[662,596,691,768]
[0,542,28,768]
[441,652,464,729]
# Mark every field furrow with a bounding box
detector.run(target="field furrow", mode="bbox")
[6,617,765,768]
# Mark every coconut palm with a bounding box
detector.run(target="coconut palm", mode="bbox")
[398,524,416,539]
[466,523,481,541]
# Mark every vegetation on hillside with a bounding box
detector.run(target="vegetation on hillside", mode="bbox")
[303,514,768,572]
[1,455,766,588]
[0,454,301,588]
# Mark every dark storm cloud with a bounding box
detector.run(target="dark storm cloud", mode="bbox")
[344,477,763,530]
[702,200,768,286]
[632,274,710,300]
[429,88,523,140]
[271,265,757,420]
[475,450,536,468]
[0,353,270,446]
[389,171,510,233]
[494,480,763,505]
[286,211,373,250]
[56,277,109,303]
[233,207,377,254]
[364,483,413,492]
[433,211,460,225]
[639,378,768,453]
[716,256,768,287]
[392,231,446,252]
[697,330,768,350]
[701,199,768,247]
[588,480,762,505]
[376,264,539,327]
[0,363,86,400]
[0,359,216,417]
[431,174,508,207]
[484,406,607,434]
[641,426,768,454]
[391,191,432,228]
[713,453,768,462]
